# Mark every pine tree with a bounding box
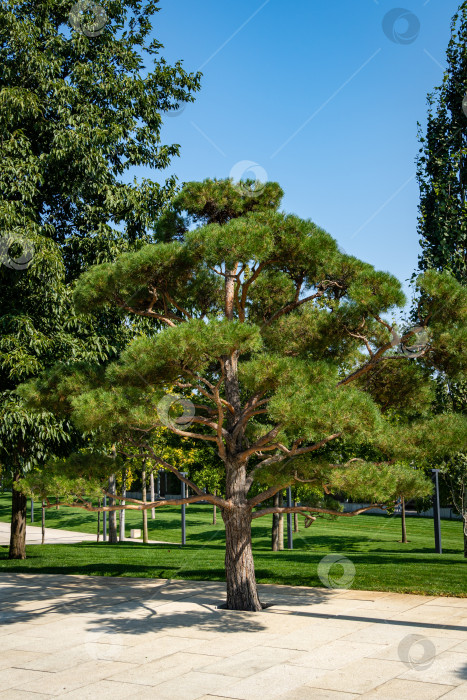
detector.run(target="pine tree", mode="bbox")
[21,179,467,609]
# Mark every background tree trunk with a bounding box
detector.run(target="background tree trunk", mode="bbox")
[278,491,284,550]
[9,472,27,559]
[97,500,101,542]
[108,474,118,543]
[150,470,155,519]
[142,462,148,543]
[401,497,408,543]
[294,502,299,532]
[119,470,127,541]
[213,489,217,525]
[464,516,467,558]
[41,501,45,545]
[272,491,284,550]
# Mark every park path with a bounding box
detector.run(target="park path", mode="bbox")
[0,522,175,546]
[0,573,465,699]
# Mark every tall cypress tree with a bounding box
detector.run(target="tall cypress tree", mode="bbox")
[0,0,201,557]
[416,2,467,555]
[416,2,467,282]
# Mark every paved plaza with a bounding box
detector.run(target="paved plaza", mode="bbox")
[0,573,466,699]
[0,523,173,547]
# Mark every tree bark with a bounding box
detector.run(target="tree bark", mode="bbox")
[119,470,127,541]
[9,472,27,559]
[401,497,408,543]
[150,470,155,519]
[223,502,262,611]
[108,474,118,544]
[222,457,262,611]
[294,502,299,532]
[213,489,217,525]
[142,462,148,544]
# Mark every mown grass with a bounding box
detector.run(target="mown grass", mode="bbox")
[0,494,465,597]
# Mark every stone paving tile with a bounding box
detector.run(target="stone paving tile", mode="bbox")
[15,660,136,696]
[359,678,456,699]
[435,683,467,699]
[399,650,467,686]
[0,649,46,671]
[276,689,360,700]
[107,651,224,686]
[367,634,462,662]
[130,671,242,700]
[196,645,302,678]
[193,632,281,657]
[305,658,407,694]
[289,640,387,670]
[220,663,329,699]
[0,667,49,693]
[0,690,52,699]
[59,679,144,699]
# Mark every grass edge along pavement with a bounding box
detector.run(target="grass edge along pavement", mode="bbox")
[0,501,465,598]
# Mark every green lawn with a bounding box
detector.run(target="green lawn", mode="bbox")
[0,493,465,597]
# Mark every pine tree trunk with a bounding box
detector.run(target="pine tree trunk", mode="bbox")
[9,472,27,559]
[142,462,148,544]
[119,470,126,541]
[401,497,408,543]
[41,501,45,544]
[108,474,118,544]
[150,470,155,519]
[222,458,262,611]
[223,503,262,611]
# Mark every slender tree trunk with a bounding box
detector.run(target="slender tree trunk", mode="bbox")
[97,500,101,543]
[41,501,45,545]
[294,502,299,532]
[150,470,155,519]
[9,472,27,559]
[119,470,126,541]
[272,492,284,550]
[108,474,118,544]
[213,489,217,525]
[463,516,467,558]
[401,497,408,543]
[272,492,280,550]
[142,462,148,544]
[278,491,284,550]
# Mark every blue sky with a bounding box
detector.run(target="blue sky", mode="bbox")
[145,0,461,306]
